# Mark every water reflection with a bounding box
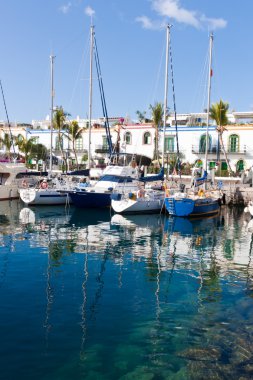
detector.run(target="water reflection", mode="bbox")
[0,202,253,379]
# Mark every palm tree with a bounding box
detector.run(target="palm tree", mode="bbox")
[65,120,84,170]
[0,132,13,160]
[210,99,233,174]
[53,107,69,171]
[15,134,37,164]
[149,102,164,165]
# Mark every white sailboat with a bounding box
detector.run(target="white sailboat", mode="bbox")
[111,24,172,214]
[19,55,74,206]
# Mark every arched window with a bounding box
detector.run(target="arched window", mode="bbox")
[143,132,151,145]
[199,134,211,153]
[229,134,239,153]
[124,132,132,145]
[236,159,244,172]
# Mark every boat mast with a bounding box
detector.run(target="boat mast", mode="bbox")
[162,24,171,168]
[49,54,55,173]
[0,80,16,161]
[88,24,94,170]
[204,33,214,172]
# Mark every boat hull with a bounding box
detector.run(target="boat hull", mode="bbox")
[111,191,164,214]
[165,196,220,217]
[19,188,70,205]
[69,191,111,208]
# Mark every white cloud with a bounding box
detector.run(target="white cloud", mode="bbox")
[135,16,164,30]
[200,15,227,30]
[85,6,95,18]
[59,2,72,14]
[152,0,200,28]
[137,0,227,30]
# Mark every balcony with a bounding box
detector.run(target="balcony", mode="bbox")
[192,145,247,155]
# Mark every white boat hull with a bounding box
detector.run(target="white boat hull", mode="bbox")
[19,188,71,205]
[111,191,164,214]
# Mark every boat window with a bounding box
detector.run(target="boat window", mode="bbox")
[99,175,133,183]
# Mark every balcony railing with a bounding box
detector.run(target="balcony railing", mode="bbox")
[192,145,246,155]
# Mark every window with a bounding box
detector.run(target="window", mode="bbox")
[229,134,239,153]
[221,161,228,171]
[143,132,151,145]
[199,134,211,153]
[236,159,244,172]
[75,137,83,151]
[102,136,108,149]
[165,137,174,152]
[124,132,132,145]
[55,136,63,150]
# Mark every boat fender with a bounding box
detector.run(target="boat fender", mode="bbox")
[137,189,145,198]
[40,181,48,189]
[165,189,170,197]
[198,189,204,197]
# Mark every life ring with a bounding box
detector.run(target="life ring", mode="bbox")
[40,181,48,189]
[22,179,28,188]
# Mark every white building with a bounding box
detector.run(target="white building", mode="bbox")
[1,113,253,174]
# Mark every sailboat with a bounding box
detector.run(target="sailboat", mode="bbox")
[164,33,220,217]
[19,56,75,206]
[111,25,173,214]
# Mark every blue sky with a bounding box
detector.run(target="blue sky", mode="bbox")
[0,0,253,123]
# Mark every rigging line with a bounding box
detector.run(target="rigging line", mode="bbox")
[93,35,113,157]
[189,45,209,115]
[67,34,90,113]
[0,80,16,158]
[169,40,180,176]
[147,41,165,110]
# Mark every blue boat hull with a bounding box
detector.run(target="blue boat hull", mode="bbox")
[165,197,220,217]
[69,191,111,208]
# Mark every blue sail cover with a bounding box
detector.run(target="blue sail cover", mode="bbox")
[140,167,164,183]
[194,170,208,187]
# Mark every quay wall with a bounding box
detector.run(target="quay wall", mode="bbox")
[167,175,253,206]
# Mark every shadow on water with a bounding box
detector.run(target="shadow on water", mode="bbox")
[69,207,111,228]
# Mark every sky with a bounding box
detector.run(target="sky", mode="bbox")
[0,0,253,124]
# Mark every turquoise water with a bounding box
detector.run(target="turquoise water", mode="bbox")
[0,201,253,380]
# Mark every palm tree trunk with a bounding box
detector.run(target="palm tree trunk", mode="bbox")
[72,141,79,170]
[58,131,67,172]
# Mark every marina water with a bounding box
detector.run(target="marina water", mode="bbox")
[1,200,253,379]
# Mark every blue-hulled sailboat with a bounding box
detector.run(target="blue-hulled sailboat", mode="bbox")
[164,33,220,218]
